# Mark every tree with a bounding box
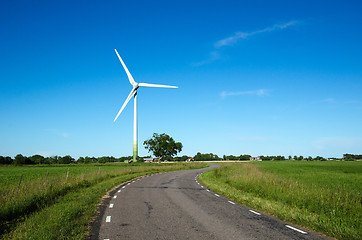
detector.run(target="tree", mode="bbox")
[223,155,238,160]
[314,156,327,161]
[47,156,60,164]
[59,155,74,164]
[143,133,182,160]
[239,154,251,160]
[194,152,219,161]
[30,155,45,164]
[0,156,13,164]
[14,154,26,165]
[83,156,96,164]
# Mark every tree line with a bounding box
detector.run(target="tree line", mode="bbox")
[343,154,362,161]
[0,154,135,165]
[0,153,359,165]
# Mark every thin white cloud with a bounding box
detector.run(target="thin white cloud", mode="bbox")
[193,20,298,66]
[220,89,270,98]
[215,21,297,48]
[192,51,220,66]
[214,32,250,48]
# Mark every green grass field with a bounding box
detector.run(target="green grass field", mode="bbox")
[0,162,207,239]
[199,161,361,240]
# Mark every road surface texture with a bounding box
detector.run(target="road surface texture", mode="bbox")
[91,164,329,240]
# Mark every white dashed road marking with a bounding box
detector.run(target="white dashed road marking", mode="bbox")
[106,216,111,222]
[117,190,121,193]
[206,189,210,192]
[228,200,235,205]
[109,204,114,208]
[249,210,261,215]
[122,186,125,189]
[285,225,307,234]
[214,194,220,197]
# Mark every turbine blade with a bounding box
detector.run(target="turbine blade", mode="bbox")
[138,82,178,88]
[114,88,137,122]
[114,49,137,86]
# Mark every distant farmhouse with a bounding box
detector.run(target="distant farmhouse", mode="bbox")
[250,156,262,161]
[143,157,160,163]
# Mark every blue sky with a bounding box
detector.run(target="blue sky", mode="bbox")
[1,0,361,159]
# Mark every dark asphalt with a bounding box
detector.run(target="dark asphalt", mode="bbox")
[91,164,329,240]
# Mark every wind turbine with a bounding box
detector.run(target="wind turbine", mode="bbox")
[113,49,178,162]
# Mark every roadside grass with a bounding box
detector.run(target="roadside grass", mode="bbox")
[199,161,361,240]
[0,162,207,239]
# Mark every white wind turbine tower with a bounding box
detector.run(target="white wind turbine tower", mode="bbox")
[113,49,178,162]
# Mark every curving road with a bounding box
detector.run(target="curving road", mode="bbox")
[91,164,328,240]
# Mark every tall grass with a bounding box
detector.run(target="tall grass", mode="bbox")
[199,161,361,240]
[0,162,207,239]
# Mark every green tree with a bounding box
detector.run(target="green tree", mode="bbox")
[84,156,96,164]
[59,155,74,164]
[143,133,183,160]
[0,156,13,164]
[14,154,26,165]
[239,154,251,160]
[314,156,327,161]
[47,156,60,164]
[224,155,238,160]
[194,152,219,161]
[30,155,45,164]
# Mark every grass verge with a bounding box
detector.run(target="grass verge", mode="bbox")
[199,161,361,240]
[0,162,207,239]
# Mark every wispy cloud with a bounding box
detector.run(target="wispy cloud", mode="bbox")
[215,21,297,48]
[220,89,270,98]
[193,20,298,66]
[191,51,220,67]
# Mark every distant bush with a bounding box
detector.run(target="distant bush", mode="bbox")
[344,153,362,161]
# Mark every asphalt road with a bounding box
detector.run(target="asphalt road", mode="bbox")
[91,164,328,240]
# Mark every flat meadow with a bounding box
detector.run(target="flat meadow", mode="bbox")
[200,160,361,240]
[0,162,207,239]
